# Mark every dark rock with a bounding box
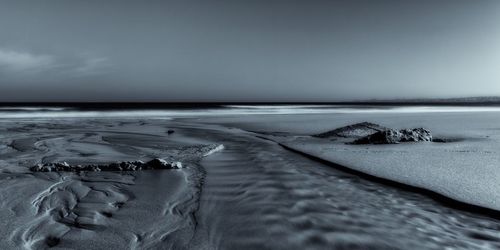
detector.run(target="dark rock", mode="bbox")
[353,129,401,144]
[432,137,463,143]
[30,158,182,172]
[313,122,388,139]
[353,128,432,144]
[399,128,433,142]
[145,158,182,169]
[107,161,146,171]
[101,211,113,218]
[45,236,60,247]
[30,162,73,172]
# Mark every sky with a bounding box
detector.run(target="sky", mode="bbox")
[0,0,499,102]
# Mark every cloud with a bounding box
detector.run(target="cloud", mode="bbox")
[0,49,55,72]
[0,48,111,78]
[72,56,111,77]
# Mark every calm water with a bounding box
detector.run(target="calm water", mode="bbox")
[2,105,500,119]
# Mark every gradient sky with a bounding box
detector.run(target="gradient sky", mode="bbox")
[1,0,500,102]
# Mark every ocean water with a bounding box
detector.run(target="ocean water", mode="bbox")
[2,105,500,119]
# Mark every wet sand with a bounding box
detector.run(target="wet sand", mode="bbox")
[1,112,500,249]
[0,119,218,249]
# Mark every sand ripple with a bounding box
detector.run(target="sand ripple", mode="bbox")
[190,125,500,250]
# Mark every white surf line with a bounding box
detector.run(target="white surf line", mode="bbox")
[202,144,225,157]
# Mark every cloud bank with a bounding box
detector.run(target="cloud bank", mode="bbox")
[0,49,55,73]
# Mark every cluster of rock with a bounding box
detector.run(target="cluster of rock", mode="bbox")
[30,158,183,172]
[314,122,433,145]
[352,128,432,144]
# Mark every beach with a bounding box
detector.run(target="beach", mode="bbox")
[1,106,500,249]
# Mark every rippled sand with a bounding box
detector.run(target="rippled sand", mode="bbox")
[0,119,213,249]
[1,116,500,249]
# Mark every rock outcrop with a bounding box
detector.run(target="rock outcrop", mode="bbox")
[30,158,183,172]
[313,122,388,139]
[353,128,432,144]
[314,122,433,144]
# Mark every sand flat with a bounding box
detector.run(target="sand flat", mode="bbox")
[281,136,500,210]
